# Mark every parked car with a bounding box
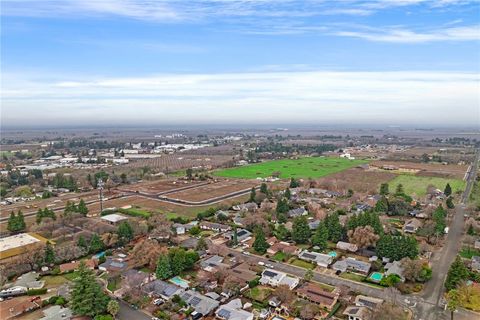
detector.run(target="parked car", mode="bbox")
[258,261,265,266]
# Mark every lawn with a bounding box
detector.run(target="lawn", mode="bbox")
[339,272,366,282]
[119,207,152,218]
[42,275,69,286]
[215,157,367,179]
[289,258,315,270]
[107,277,121,292]
[272,252,288,262]
[63,271,81,281]
[389,175,465,197]
[459,246,480,259]
[245,286,272,302]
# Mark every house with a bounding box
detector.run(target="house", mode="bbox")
[224,228,252,243]
[199,222,231,233]
[181,290,220,316]
[298,250,333,268]
[355,204,371,213]
[259,269,299,290]
[142,280,184,300]
[332,258,371,275]
[287,207,307,218]
[215,298,254,320]
[343,306,369,320]
[354,295,384,310]
[228,263,258,284]
[267,242,300,256]
[308,220,320,230]
[200,255,225,272]
[2,296,42,319]
[122,269,150,288]
[296,282,339,310]
[233,203,258,212]
[474,240,480,250]
[173,223,186,235]
[98,258,127,272]
[266,236,279,246]
[403,218,423,234]
[59,260,96,273]
[385,260,406,282]
[336,241,358,253]
[100,213,129,225]
[472,256,480,272]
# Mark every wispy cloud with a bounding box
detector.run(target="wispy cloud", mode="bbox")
[335,24,480,43]
[2,70,478,126]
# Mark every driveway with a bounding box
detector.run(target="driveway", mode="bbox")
[117,300,152,320]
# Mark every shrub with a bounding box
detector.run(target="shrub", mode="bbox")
[27,288,48,295]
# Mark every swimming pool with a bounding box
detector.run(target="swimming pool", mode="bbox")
[328,251,337,258]
[169,276,190,288]
[368,272,384,282]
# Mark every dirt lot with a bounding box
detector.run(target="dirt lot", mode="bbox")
[315,168,396,194]
[125,154,235,172]
[370,161,468,179]
[117,178,205,195]
[165,179,258,202]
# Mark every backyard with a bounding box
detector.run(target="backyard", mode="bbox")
[215,157,367,179]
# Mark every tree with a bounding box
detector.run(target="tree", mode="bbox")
[446,196,455,209]
[156,254,172,280]
[304,269,314,282]
[71,262,109,317]
[77,199,89,215]
[169,247,187,275]
[289,178,300,188]
[249,187,256,203]
[89,234,105,254]
[347,226,379,249]
[77,236,88,250]
[324,212,343,242]
[7,210,26,232]
[274,284,295,303]
[292,216,311,244]
[444,183,452,197]
[253,227,269,254]
[107,300,119,319]
[375,196,389,213]
[380,183,389,195]
[196,237,208,251]
[260,183,268,195]
[186,168,193,179]
[380,274,401,287]
[117,221,134,245]
[395,184,404,195]
[400,258,432,282]
[120,173,127,184]
[433,205,447,236]
[284,188,291,200]
[311,221,328,250]
[275,224,289,241]
[445,256,469,291]
[232,225,238,246]
[376,235,418,261]
[446,289,460,320]
[44,241,55,264]
[367,302,407,320]
[276,197,289,214]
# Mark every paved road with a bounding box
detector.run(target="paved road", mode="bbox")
[117,300,152,320]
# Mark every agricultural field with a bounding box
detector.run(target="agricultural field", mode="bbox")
[371,160,468,179]
[389,175,465,197]
[165,179,258,202]
[125,154,234,172]
[215,157,367,179]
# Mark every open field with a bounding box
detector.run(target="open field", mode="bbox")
[165,179,258,202]
[125,154,234,172]
[389,175,465,197]
[371,160,468,179]
[215,157,367,179]
[315,168,396,194]
[117,179,205,195]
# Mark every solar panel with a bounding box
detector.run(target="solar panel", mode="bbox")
[183,293,192,300]
[218,309,231,319]
[237,230,247,236]
[263,270,277,277]
[302,253,317,260]
[190,296,202,306]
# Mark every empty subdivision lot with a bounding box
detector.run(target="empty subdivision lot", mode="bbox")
[215,157,367,179]
[117,179,204,195]
[165,180,258,202]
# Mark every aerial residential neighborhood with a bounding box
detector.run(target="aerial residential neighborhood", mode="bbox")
[1,1,479,320]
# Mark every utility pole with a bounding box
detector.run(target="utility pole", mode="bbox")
[97,178,104,215]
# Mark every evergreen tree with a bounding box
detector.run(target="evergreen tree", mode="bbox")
[156,254,172,280]
[107,300,119,319]
[120,173,127,184]
[169,248,186,275]
[284,188,291,200]
[444,183,452,197]
[289,178,300,188]
[395,184,404,195]
[433,205,447,235]
[77,199,89,215]
[232,225,238,246]
[89,234,105,254]
[324,212,344,242]
[376,235,418,261]
[445,256,469,291]
[44,242,55,264]
[311,221,328,250]
[7,211,16,232]
[446,196,455,209]
[77,235,88,250]
[16,210,26,231]
[275,224,289,240]
[7,210,26,232]
[276,198,289,214]
[117,221,134,245]
[380,183,389,195]
[375,196,388,213]
[260,183,268,195]
[249,187,256,203]
[292,216,311,244]
[196,237,208,251]
[70,261,109,317]
[253,227,269,254]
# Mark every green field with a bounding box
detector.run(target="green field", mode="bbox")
[389,175,465,197]
[215,157,367,179]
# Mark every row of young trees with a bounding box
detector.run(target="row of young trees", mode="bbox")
[7,210,26,232]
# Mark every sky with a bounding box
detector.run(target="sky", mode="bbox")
[1,0,480,128]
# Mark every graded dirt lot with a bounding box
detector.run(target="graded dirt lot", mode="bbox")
[117,179,204,195]
[371,161,468,179]
[165,179,258,202]
[125,154,234,172]
[315,168,396,194]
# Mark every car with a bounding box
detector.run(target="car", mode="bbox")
[153,298,164,306]
[266,264,274,269]
[152,317,160,320]
[258,261,265,266]
[242,251,250,255]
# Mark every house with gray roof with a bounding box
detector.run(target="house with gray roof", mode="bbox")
[385,260,405,282]
[287,207,307,218]
[298,250,333,268]
[98,258,127,273]
[332,257,371,275]
[224,228,252,243]
[200,255,226,272]
[181,290,220,316]
[215,298,254,320]
[142,280,184,300]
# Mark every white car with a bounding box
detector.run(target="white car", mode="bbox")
[153,298,164,306]
[258,261,265,266]
[266,264,274,269]
[242,251,250,255]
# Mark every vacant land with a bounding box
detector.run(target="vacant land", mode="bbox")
[316,168,395,194]
[126,154,234,172]
[215,157,367,179]
[165,180,258,202]
[371,161,468,179]
[389,175,465,197]
[117,179,205,195]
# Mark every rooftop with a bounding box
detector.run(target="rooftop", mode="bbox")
[100,213,129,223]
[0,233,48,260]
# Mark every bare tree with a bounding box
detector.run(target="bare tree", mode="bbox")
[347,226,380,249]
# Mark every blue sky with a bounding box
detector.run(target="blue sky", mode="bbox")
[1,0,479,128]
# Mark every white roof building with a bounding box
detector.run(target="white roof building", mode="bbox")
[259,269,299,290]
[100,213,129,224]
